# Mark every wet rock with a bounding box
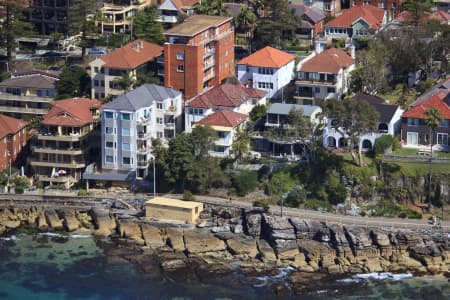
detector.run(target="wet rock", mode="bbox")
[256,239,277,262]
[141,224,165,248]
[61,210,79,232]
[184,230,226,254]
[118,219,144,245]
[165,228,185,252]
[89,208,117,237]
[45,209,63,230]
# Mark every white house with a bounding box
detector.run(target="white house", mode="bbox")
[185,83,267,133]
[323,94,404,151]
[237,46,295,99]
[100,84,182,179]
[295,47,355,105]
[158,0,199,24]
[194,110,248,157]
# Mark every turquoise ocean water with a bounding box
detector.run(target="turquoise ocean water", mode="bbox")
[0,234,449,300]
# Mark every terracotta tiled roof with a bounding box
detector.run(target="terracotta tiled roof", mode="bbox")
[100,40,163,70]
[0,114,27,139]
[237,46,295,68]
[395,10,412,23]
[402,92,450,119]
[172,0,200,11]
[43,98,103,127]
[298,48,354,74]
[428,10,450,23]
[325,5,384,29]
[196,110,248,128]
[186,83,266,108]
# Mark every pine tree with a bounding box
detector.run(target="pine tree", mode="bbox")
[68,0,96,59]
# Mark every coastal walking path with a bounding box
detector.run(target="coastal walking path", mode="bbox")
[169,194,450,233]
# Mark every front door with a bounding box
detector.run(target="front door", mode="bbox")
[407,132,418,145]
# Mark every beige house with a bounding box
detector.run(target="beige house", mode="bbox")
[145,197,204,223]
[89,40,163,100]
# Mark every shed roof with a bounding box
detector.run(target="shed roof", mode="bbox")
[164,15,232,36]
[145,197,203,209]
[267,103,321,117]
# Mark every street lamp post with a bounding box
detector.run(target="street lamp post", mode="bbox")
[149,154,156,197]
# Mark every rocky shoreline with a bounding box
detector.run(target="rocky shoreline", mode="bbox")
[1,204,449,295]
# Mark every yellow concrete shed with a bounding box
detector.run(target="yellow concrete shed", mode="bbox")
[145,196,204,223]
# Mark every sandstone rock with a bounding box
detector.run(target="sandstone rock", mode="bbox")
[261,214,297,251]
[45,209,64,230]
[226,236,258,258]
[232,224,243,234]
[61,211,79,232]
[90,208,116,237]
[184,230,226,254]
[256,239,277,262]
[2,219,20,229]
[37,213,48,230]
[244,212,262,237]
[141,224,165,248]
[118,220,144,245]
[214,232,234,240]
[328,224,352,257]
[165,228,185,252]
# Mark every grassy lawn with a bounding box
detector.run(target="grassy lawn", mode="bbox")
[389,148,450,159]
[384,161,450,176]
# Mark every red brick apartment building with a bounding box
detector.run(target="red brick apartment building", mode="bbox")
[164,15,235,99]
[0,114,28,172]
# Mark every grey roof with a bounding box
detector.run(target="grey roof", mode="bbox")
[102,84,181,111]
[267,103,321,117]
[224,2,246,16]
[0,74,58,89]
[411,79,450,107]
[353,93,398,123]
[288,3,325,23]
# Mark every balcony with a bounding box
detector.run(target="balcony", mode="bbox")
[203,59,215,71]
[136,116,150,125]
[203,48,215,58]
[203,70,215,82]
[201,29,233,45]
[295,78,337,86]
[137,146,151,153]
[294,91,314,99]
[0,105,48,115]
[0,93,54,102]
[37,131,88,142]
[137,161,148,167]
[158,15,178,23]
[137,132,149,140]
[156,57,164,64]
[32,146,85,155]
[29,159,86,169]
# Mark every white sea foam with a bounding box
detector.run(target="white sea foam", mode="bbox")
[0,235,17,241]
[338,272,413,283]
[70,234,92,239]
[255,266,295,283]
[38,232,64,237]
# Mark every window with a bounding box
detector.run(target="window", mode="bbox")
[314,87,320,94]
[439,120,449,127]
[94,80,99,86]
[121,113,131,120]
[105,127,113,134]
[257,82,273,89]
[122,128,131,136]
[437,133,448,145]
[327,87,336,93]
[104,111,114,119]
[100,68,104,74]
[156,117,163,124]
[106,155,113,163]
[407,118,420,126]
[188,108,203,115]
[156,103,163,109]
[106,141,113,148]
[122,143,131,151]
[123,157,131,164]
[176,52,184,60]
[407,132,418,145]
[94,67,99,73]
[157,132,163,138]
[217,131,227,138]
[213,146,225,153]
[324,3,331,11]
[101,80,105,87]
[177,65,184,72]
[258,67,273,75]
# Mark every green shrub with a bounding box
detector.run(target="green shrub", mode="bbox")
[14,176,30,188]
[36,181,44,189]
[392,136,401,151]
[15,186,24,194]
[232,171,258,197]
[253,198,269,210]
[374,135,394,155]
[78,189,89,196]
[303,199,333,212]
[282,185,306,208]
[182,190,195,201]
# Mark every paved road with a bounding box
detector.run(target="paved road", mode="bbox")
[183,195,450,232]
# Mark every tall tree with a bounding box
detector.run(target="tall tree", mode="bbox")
[324,98,379,166]
[133,5,165,45]
[424,107,442,210]
[236,6,257,51]
[68,0,96,59]
[191,125,218,159]
[231,127,250,161]
[0,0,33,65]
[165,133,195,192]
[402,0,433,28]
[112,73,135,93]
[195,0,230,16]
[56,65,90,99]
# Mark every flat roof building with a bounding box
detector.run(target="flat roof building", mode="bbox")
[145,196,204,223]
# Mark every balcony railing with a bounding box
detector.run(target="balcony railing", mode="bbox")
[294,92,314,98]
[203,48,215,58]
[203,59,215,71]
[0,105,48,115]
[137,147,150,153]
[0,92,53,102]
[137,132,149,139]
[137,161,148,167]
[203,70,215,82]
[296,78,337,85]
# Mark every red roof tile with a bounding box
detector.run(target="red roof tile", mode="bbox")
[403,92,450,119]
[43,98,103,127]
[196,110,248,128]
[100,40,163,70]
[187,83,266,108]
[428,10,450,23]
[325,5,385,29]
[172,0,200,11]
[237,46,295,68]
[299,48,354,74]
[0,114,27,139]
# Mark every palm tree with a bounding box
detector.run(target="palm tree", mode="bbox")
[236,6,257,51]
[196,0,230,16]
[232,127,250,162]
[112,73,136,93]
[424,107,442,210]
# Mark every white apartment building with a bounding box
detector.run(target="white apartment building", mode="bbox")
[101,84,182,178]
